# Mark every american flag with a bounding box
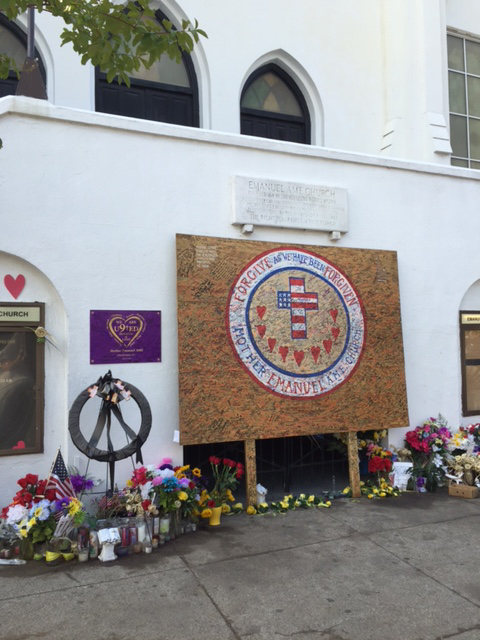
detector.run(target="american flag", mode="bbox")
[45,449,76,501]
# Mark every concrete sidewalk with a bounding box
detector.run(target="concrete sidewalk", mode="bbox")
[1,491,479,640]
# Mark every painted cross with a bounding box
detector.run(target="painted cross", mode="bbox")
[277,277,318,339]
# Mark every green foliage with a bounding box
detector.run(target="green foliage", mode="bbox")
[0,1,207,86]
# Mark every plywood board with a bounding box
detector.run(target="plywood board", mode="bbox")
[177,234,408,445]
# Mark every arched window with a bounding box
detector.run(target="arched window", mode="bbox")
[95,11,199,127]
[241,64,310,144]
[0,16,46,98]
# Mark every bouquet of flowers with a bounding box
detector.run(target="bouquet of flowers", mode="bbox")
[126,458,202,518]
[447,453,480,486]
[404,415,451,491]
[1,474,59,557]
[206,456,244,507]
[368,455,393,476]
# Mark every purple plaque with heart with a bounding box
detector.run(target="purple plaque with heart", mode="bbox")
[90,310,161,364]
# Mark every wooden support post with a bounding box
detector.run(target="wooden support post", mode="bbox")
[346,431,361,498]
[244,439,257,506]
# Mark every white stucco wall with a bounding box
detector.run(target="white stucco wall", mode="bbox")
[1,96,480,505]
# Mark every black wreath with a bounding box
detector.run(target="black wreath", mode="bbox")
[68,371,152,485]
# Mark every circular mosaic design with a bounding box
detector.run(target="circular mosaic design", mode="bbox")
[226,248,366,398]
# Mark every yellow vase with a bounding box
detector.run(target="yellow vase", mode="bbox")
[209,506,222,526]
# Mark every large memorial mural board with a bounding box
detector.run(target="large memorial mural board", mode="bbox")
[177,234,408,445]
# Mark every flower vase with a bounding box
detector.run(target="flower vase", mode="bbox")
[159,514,171,536]
[209,506,222,526]
[20,537,34,561]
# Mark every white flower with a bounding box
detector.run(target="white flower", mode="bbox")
[6,504,28,526]
[159,468,175,478]
[146,464,155,472]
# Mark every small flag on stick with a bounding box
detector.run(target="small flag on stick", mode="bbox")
[45,448,76,501]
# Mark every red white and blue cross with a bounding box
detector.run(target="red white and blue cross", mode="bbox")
[277,277,318,339]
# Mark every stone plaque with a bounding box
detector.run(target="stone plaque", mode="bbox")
[232,176,348,232]
[177,235,408,446]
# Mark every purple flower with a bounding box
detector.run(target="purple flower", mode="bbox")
[159,464,173,471]
[179,478,190,487]
[70,474,94,493]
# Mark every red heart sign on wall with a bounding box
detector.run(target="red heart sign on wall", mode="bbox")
[4,274,26,299]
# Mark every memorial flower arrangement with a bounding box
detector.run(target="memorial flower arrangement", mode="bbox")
[447,453,480,486]
[404,415,451,491]
[205,456,244,507]
[0,474,59,556]
[126,459,203,517]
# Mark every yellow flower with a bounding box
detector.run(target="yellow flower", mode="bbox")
[280,501,288,509]
[360,481,365,486]
[294,500,300,507]
[178,491,188,501]
[67,498,82,517]
[342,487,351,494]
[226,489,235,502]
[372,488,378,494]
[27,517,36,531]
[126,479,133,488]
[367,494,374,499]
[192,468,202,477]
[299,493,306,499]
[259,502,268,508]
[246,505,256,515]
[19,528,28,538]
[175,465,190,477]
[308,495,315,503]
[234,502,243,510]
[379,492,386,498]
[201,509,212,519]
[325,501,331,507]
[221,504,231,514]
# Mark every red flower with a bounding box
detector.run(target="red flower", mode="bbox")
[45,489,56,502]
[209,456,221,465]
[236,466,244,479]
[14,490,33,507]
[223,458,236,468]
[207,500,215,508]
[17,477,28,490]
[25,473,38,486]
[141,500,151,511]
[36,479,47,495]
[188,481,195,489]
[173,466,181,472]
[1,506,9,519]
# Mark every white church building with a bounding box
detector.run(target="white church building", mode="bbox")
[1,0,480,504]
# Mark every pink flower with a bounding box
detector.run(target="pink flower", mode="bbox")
[152,476,163,486]
[160,457,172,465]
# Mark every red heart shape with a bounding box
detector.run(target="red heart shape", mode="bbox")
[323,339,332,355]
[4,274,25,300]
[311,346,321,363]
[257,325,266,338]
[329,309,338,324]
[331,327,340,341]
[279,346,289,362]
[256,306,266,320]
[12,440,25,450]
[294,350,304,366]
[268,338,276,352]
